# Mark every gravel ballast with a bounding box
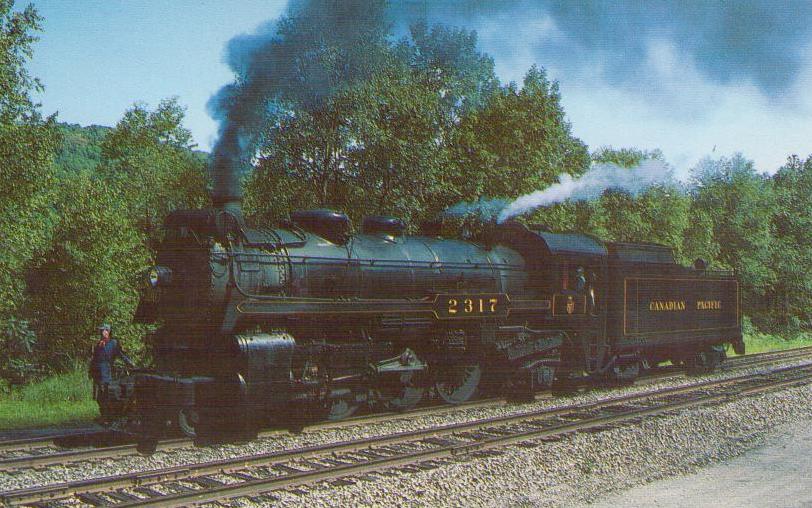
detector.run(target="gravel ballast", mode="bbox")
[255,383,812,508]
[1,359,811,502]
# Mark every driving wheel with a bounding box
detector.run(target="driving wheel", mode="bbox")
[435,364,481,404]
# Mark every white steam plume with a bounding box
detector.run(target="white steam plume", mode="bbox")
[497,160,671,223]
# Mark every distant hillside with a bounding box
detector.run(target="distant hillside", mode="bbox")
[54,122,209,174]
[55,123,111,174]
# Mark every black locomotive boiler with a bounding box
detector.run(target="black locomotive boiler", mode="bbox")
[131,204,742,440]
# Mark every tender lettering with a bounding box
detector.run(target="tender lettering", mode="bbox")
[648,300,686,311]
[696,300,722,310]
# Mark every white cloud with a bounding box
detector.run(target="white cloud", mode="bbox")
[490,35,812,177]
[474,12,562,85]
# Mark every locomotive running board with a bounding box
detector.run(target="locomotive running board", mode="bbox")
[236,295,551,319]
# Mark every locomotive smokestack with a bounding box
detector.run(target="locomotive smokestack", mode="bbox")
[211,159,242,214]
[211,126,245,218]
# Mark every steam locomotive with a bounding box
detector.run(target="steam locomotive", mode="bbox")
[128,201,742,442]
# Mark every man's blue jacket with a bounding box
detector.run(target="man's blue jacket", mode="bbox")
[89,338,133,384]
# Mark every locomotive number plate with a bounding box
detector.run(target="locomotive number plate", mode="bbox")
[433,293,510,319]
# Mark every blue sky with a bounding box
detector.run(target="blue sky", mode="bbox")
[20,0,287,151]
[20,1,812,175]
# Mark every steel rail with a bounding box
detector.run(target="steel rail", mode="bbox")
[6,362,812,507]
[0,397,504,473]
[1,345,811,472]
[0,436,62,454]
[140,368,812,508]
[0,430,107,453]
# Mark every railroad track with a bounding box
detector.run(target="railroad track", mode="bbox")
[644,345,812,382]
[4,361,812,507]
[0,396,505,473]
[0,430,101,454]
[1,345,811,474]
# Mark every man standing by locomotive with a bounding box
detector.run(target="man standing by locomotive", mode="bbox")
[89,323,135,421]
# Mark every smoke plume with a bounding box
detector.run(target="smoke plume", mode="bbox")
[207,0,389,205]
[497,160,671,222]
[208,1,800,203]
[442,198,509,221]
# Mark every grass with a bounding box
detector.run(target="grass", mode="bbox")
[742,329,812,355]
[0,368,98,430]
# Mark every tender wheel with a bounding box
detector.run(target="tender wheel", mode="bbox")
[177,407,199,438]
[435,364,481,404]
[608,359,640,385]
[685,346,725,375]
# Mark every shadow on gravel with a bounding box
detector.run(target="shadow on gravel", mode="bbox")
[53,430,134,448]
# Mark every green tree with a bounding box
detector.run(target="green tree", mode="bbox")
[24,100,208,369]
[228,1,394,225]
[54,123,111,174]
[681,207,720,267]
[0,317,37,385]
[449,66,589,203]
[246,99,357,224]
[99,98,209,246]
[245,16,508,229]
[0,1,44,123]
[211,0,393,164]
[769,154,812,327]
[594,186,690,256]
[0,2,58,324]
[248,60,451,227]
[26,176,149,368]
[591,146,664,168]
[336,64,451,224]
[690,154,776,319]
[560,147,693,262]
[398,23,499,123]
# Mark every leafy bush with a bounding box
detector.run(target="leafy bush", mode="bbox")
[26,175,150,369]
[0,318,39,384]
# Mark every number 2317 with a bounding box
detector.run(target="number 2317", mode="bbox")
[447,297,499,315]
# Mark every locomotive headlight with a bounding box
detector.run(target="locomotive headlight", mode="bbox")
[147,266,173,288]
[148,268,160,288]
